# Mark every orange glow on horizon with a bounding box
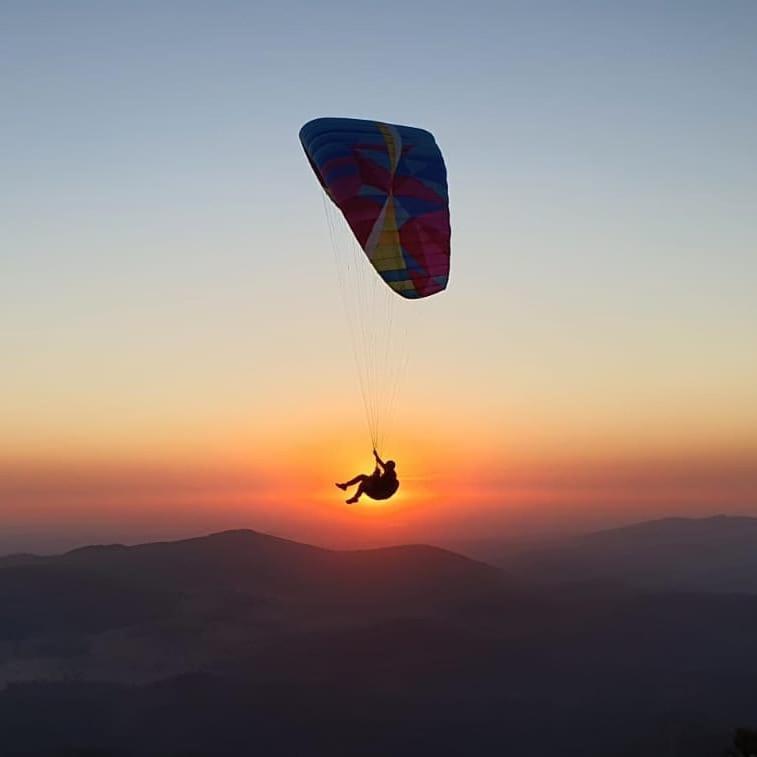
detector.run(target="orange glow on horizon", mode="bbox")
[1,406,756,553]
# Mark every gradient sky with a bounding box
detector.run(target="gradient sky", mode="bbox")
[2,1,757,553]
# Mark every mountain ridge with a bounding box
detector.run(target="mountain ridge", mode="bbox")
[498,513,757,592]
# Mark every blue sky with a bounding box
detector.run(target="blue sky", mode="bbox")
[2,1,756,549]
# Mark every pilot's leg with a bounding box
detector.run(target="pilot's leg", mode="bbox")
[346,479,368,504]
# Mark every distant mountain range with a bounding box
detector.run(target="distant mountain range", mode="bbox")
[496,515,757,593]
[0,530,504,685]
[0,520,756,756]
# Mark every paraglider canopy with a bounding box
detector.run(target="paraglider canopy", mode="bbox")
[300,117,451,299]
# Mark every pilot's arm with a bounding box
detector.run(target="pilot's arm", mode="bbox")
[373,449,386,470]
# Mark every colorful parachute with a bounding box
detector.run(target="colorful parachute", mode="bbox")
[299,117,450,299]
[300,117,451,453]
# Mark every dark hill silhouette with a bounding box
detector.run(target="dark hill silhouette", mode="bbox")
[0,529,503,643]
[497,515,757,593]
[1,526,757,756]
[55,528,504,603]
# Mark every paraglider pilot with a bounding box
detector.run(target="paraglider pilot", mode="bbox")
[336,450,399,504]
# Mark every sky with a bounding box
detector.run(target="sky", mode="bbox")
[2,1,756,553]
